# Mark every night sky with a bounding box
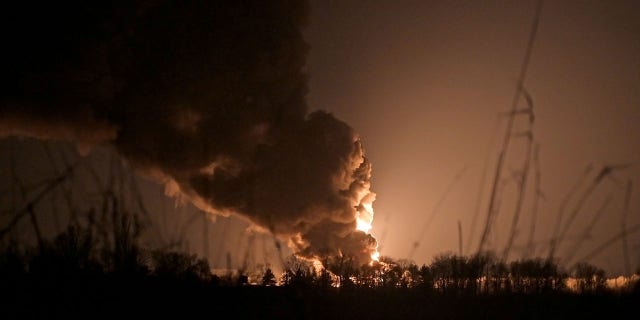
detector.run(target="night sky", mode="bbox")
[305,0,640,276]
[1,0,639,277]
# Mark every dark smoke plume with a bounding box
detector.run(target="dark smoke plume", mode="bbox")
[0,1,378,266]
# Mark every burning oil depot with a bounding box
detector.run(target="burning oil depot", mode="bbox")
[1,4,640,318]
[0,0,382,275]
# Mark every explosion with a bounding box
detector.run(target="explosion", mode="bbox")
[0,0,380,268]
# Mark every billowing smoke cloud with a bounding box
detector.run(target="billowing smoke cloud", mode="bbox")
[0,1,377,266]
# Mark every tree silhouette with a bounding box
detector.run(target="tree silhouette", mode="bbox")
[150,250,211,283]
[280,255,315,288]
[261,267,277,286]
[418,264,434,291]
[28,225,103,279]
[573,262,606,294]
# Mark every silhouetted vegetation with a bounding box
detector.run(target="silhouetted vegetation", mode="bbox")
[2,226,638,320]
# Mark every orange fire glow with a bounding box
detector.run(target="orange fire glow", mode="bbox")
[356,197,380,263]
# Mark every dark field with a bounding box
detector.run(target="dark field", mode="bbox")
[3,276,637,320]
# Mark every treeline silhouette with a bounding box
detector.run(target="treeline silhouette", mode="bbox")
[1,220,639,320]
[0,146,637,319]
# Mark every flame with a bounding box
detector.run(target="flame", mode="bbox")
[356,217,372,233]
[356,202,374,233]
[371,251,380,262]
[312,259,324,274]
[356,197,380,263]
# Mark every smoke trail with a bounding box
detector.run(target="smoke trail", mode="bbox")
[0,1,378,266]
